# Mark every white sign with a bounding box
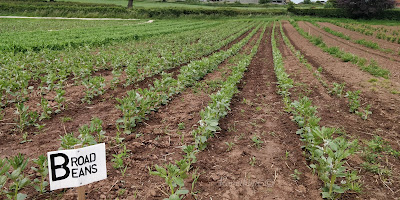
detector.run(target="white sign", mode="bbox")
[47,143,107,190]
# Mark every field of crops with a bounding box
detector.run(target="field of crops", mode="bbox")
[0,17,400,200]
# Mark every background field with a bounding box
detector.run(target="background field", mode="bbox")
[1,1,400,199]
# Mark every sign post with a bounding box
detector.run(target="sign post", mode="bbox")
[75,144,86,200]
[47,143,107,198]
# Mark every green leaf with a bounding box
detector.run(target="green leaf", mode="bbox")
[10,168,21,180]
[175,189,189,195]
[0,164,10,175]
[172,176,184,187]
[19,177,30,188]
[321,192,331,198]
[17,193,27,200]
[0,175,7,186]
[332,184,345,193]
[168,194,180,200]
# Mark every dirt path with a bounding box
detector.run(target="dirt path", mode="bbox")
[298,21,400,80]
[318,22,400,54]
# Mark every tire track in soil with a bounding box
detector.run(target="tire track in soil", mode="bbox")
[0,24,254,135]
[190,26,322,200]
[277,23,400,200]
[298,21,400,80]
[317,22,400,55]
[61,25,265,200]
[0,25,255,159]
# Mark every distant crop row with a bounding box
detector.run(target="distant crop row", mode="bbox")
[0,20,255,138]
[333,22,400,44]
[0,20,218,53]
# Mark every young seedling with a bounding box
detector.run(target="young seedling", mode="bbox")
[290,169,301,181]
[15,102,30,134]
[177,131,185,145]
[249,156,256,167]
[0,158,10,197]
[82,76,106,104]
[225,142,235,152]
[54,89,66,113]
[178,122,185,130]
[149,160,189,200]
[190,168,201,198]
[4,153,30,200]
[38,98,52,121]
[345,90,361,113]
[356,104,372,120]
[61,117,72,123]
[31,155,49,194]
[20,133,32,144]
[112,144,129,176]
[251,135,263,149]
[110,68,122,89]
[329,83,345,97]
[34,123,46,132]
[59,133,80,150]
[114,127,124,144]
[285,151,290,160]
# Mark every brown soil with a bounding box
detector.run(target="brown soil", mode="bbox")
[282,21,400,199]
[0,25,254,156]
[191,25,322,200]
[0,24,258,200]
[2,20,400,200]
[298,21,400,81]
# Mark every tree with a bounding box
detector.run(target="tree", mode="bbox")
[287,1,296,12]
[324,0,337,8]
[127,0,133,8]
[337,0,395,18]
[304,0,311,4]
[327,0,337,7]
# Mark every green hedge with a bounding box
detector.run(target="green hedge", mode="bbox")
[132,7,286,18]
[289,8,350,18]
[0,1,287,18]
[290,8,400,20]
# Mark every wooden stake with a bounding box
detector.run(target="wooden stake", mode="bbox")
[74,144,86,200]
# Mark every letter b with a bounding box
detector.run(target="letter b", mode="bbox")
[50,153,70,181]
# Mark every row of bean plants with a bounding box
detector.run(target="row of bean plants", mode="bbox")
[306,21,396,55]
[0,21,255,132]
[149,22,267,200]
[0,20,251,106]
[116,23,262,134]
[0,20,218,53]
[0,19,149,34]
[289,19,391,79]
[272,22,361,199]
[332,22,400,44]
[279,22,372,120]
